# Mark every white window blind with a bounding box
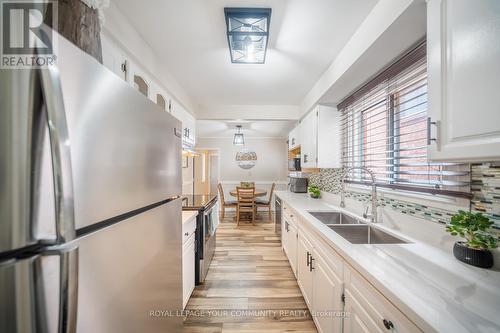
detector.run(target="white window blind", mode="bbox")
[338,41,471,198]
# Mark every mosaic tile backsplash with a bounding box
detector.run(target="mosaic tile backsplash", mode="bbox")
[308,164,500,230]
[471,163,500,228]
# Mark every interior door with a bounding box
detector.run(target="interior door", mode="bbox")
[209,154,219,195]
[75,199,182,333]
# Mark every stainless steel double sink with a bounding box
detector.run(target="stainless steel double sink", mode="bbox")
[307,211,408,244]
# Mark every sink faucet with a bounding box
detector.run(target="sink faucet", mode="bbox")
[340,166,378,223]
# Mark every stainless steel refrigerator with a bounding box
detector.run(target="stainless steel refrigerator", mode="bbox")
[0,32,183,333]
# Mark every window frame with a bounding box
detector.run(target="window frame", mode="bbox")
[339,39,472,199]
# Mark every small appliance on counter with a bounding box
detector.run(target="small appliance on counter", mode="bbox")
[289,175,308,193]
[288,154,301,171]
[182,194,218,284]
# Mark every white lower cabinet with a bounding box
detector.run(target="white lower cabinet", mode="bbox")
[297,227,343,333]
[284,219,298,277]
[282,205,299,278]
[182,217,196,309]
[280,200,423,333]
[311,242,343,333]
[343,266,421,333]
[297,230,314,306]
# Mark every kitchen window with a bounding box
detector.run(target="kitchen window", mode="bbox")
[338,40,471,198]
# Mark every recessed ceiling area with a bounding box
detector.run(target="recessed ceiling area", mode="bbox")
[113,0,378,108]
[196,120,295,138]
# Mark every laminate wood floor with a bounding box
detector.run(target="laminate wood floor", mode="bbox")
[183,213,317,333]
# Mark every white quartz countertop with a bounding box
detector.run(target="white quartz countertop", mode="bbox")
[182,211,198,224]
[275,191,500,333]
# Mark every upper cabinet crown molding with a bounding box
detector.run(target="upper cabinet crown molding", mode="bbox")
[427,0,500,162]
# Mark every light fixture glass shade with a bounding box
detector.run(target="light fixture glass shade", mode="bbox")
[224,8,271,64]
[233,125,245,145]
[233,133,244,145]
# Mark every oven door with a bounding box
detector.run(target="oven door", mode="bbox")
[200,205,216,283]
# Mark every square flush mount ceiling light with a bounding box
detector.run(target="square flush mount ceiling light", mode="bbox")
[224,7,271,64]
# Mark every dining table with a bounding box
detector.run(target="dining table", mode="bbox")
[229,188,268,198]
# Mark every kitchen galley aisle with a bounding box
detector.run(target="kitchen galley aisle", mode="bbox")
[183,214,317,333]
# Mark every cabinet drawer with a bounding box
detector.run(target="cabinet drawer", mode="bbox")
[344,265,422,333]
[182,217,196,245]
[282,203,298,226]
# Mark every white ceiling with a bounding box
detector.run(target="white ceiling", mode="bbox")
[114,0,378,108]
[196,120,294,138]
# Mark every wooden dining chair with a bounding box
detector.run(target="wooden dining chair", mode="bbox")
[256,183,275,220]
[236,186,256,226]
[218,183,236,219]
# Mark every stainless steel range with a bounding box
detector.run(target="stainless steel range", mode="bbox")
[182,194,218,284]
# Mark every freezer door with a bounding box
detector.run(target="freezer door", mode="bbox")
[55,34,182,230]
[0,246,78,333]
[0,66,62,253]
[75,198,182,333]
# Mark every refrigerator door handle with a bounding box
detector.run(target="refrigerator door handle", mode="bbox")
[39,64,76,244]
[45,245,79,333]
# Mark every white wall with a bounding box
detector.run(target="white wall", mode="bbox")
[300,0,426,116]
[197,137,289,206]
[197,138,288,182]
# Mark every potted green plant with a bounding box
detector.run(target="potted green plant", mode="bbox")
[446,210,498,268]
[308,185,321,199]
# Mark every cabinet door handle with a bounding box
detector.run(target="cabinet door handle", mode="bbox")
[426,117,439,145]
[306,251,311,267]
[309,257,315,272]
[184,232,189,236]
[383,319,394,330]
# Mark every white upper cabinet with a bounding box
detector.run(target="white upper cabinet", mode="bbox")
[317,106,341,168]
[101,35,196,136]
[427,0,500,161]
[300,108,318,168]
[297,105,341,168]
[101,36,127,81]
[288,124,301,150]
[171,101,196,147]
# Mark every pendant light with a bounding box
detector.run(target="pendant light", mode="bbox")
[233,125,244,145]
